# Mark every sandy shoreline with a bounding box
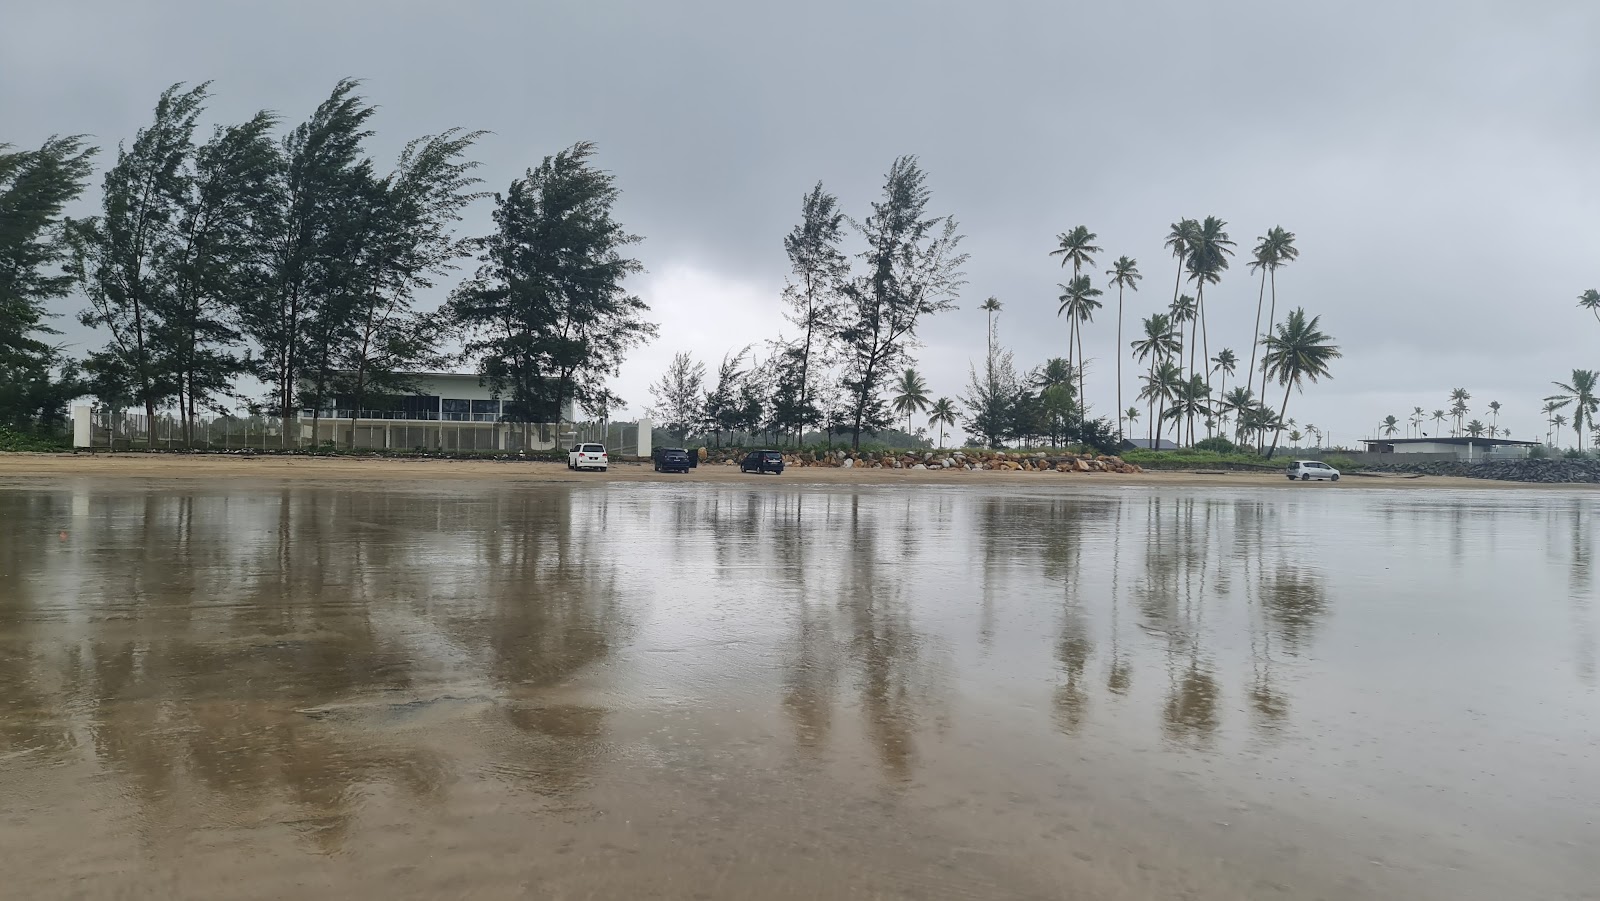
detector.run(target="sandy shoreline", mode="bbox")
[1,451,1593,491]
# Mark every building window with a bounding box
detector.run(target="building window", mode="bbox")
[471,399,500,422]
[442,398,473,421]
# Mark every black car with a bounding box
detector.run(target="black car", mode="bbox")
[653,447,692,473]
[740,450,785,475]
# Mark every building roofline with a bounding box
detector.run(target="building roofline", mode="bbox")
[1364,436,1539,447]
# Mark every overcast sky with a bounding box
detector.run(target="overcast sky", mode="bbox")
[6,0,1599,445]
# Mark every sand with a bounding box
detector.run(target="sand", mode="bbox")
[0,451,1591,490]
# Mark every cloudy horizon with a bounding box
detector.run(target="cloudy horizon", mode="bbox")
[6,0,1598,446]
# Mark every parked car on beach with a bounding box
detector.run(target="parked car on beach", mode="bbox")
[739,450,785,475]
[568,443,608,472]
[653,447,692,473]
[1286,460,1339,481]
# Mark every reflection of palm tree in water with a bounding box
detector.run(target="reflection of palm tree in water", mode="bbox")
[1106,502,1131,696]
[1139,495,1223,747]
[1568,502,1596,684]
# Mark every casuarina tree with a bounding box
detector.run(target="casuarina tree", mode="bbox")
[834,157,966,449]
[448,141,655,444]
[0,134,96,428]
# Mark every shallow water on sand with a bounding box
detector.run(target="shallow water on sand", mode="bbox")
[1,479,1595,900]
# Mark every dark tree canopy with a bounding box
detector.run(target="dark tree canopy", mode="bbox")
[449,142,654,428]
[0,134,96,427]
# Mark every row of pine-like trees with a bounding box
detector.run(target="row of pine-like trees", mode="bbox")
[1,81,655,446]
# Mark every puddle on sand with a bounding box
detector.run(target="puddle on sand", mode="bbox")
[1,481,1596,900]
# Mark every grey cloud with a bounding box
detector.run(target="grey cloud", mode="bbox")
[4,0,1597,440]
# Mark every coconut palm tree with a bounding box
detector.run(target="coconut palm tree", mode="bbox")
[1552,413,1568,446]
[1381,415,1400,438]
[927,397,957,450]
[1246,226,1299,398]
[1578,289,1600,326]
[1430,409,1447,437]
[890,368,931,437]
[1051,226,1102,279]
[979,297,1003,360]
[1546,369,1600,452]
[1260,308,1341,459]
[1219,387,1256,445]
[1410,406,1425,438]
[1289,430,1303,449]
[1210,348,1237,438]
[1163,219,1200,310]
[1184,216,1235,399]
[1465,420,1486,438]
[1449,388,1471,436]
[1147,360,1185,446]
[1106,256,1142,440]
[1131,313,1182,443]
[1305,423,1321,448]
[1164,374,1212,446]
[1488,400,1501,434]
[1056,275,1103,416]
[1125,406,1140,435]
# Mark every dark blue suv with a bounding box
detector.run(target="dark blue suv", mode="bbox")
[653,447,692,473]
[740,450,785,475]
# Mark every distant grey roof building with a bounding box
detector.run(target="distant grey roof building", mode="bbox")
[1124,438,1180,450]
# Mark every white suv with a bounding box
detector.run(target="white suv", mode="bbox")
[568,443,608,472]
[1286,460,1340,482]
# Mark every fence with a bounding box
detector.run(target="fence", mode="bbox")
[73,406,650,456]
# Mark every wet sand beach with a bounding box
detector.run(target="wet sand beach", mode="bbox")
[1,461,1596,899]
[0,450,1593,490]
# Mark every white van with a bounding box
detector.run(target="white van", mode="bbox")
[1286,460,1340,482]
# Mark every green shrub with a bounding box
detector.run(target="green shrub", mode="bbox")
[0,425,70,452]
[1323,455,1358,471]
[1565,448,1587,460]
[1528,444,1550,459]
[1192,436,1237,454]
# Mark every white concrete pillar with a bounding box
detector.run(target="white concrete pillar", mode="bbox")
[636,417,652,459]
[72,405,92,448]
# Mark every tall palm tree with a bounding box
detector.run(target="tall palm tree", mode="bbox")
[1056,275,1103,417]
[1465,420,1486,438]
[1145,360,1185,446]
[1552,413,1568,446]
[1305,423,1321,447]
[1578,289,1600,326]
[1488,400,1501,434]
[1448,388,1471,436]
[1051,226,1102,279]
[1163,219,1200,308]
[1131,312,1182,443]
[1410,406,1425,438]
[1381,415,1400,438]
[979,297,1003,361]
[1164,375,1212,446]
[1219,386,1256,446]
[1125,406,1140,435]
[1106,256,1141,440]
[890,368,931,436]
[1184,216,1235,401]
[1542,400,1561,444]
[1429,409,1447,437]
[927,397,957,450]
[1245,226,1299,399]
[1210,348,1237,438]
[1546,369,1599,452]
[1260,308,1341,458]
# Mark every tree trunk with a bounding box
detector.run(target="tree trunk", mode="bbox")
[1267,379,1293,459]
[1115,286,1124,441]
[1247,268,1266,400]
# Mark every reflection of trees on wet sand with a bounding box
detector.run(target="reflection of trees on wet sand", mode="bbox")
[1,485,629,850]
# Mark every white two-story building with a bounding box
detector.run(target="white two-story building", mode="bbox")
[301,372,576,452]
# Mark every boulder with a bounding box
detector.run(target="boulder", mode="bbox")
[1075,459,1090,472]
[841,457,854,468]
[912,463,927,470]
